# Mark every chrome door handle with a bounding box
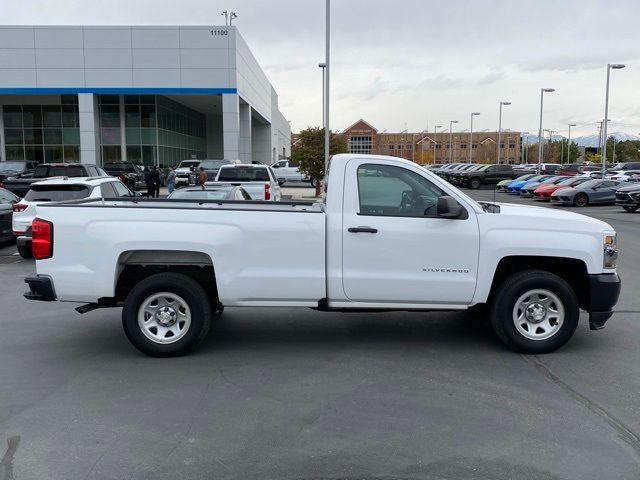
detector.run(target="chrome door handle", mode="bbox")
[348,226,378,233]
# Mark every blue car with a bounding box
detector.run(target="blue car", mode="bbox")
[507,175,553,193]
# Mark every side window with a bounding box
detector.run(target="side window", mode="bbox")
[485,166,495,173]
[0,190,16,203]
[357,163,445,217]
[273,161,285,168]
[112,181,132,197]
[100,182,117,198]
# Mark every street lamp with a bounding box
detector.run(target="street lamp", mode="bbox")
[449,120,458,163]
[566,124,576,164]
[537,88,555,173]
[469,112,480,163]
[521,132,529,164]
[497,101,511,164]
[323,0,331,177]
[433,125,442,164]
[601,63,625,175]
[318,63,326,129]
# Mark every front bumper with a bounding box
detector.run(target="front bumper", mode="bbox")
[24,276,56,301]
[587,273,621,330]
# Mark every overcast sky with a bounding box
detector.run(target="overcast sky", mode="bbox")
[5,0,640,137]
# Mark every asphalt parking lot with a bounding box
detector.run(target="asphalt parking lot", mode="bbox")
[1,190,639,480]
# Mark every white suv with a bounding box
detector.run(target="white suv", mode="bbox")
[13,176,136,258]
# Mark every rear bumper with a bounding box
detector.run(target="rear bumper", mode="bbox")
[16,235,31,249]
[24,275,56,302]
[587,273,621,330]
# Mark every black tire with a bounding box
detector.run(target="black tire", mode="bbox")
[490,270,580,354]
[310,177,321,188]
[122,273,214,357]
[17,242,33,259]
[469,177,481,189]
[622,205,639,213]
[573,192,589,207]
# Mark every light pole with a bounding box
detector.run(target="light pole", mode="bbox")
[567,123,576,164]
[433,125,442,163]
[323,0,331,177]
[318,63,326,129]
[399,129,408,160]
[602,63,625,175]
[537,88,555,173]
[497,101,511,164]
[521,132,529,164]
[449,120,458,163]
[469,112,480,163]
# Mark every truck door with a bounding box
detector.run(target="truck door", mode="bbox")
[341,158,480,305]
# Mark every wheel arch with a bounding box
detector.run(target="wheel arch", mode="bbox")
[114,250,220,308]
[486,255,590,310]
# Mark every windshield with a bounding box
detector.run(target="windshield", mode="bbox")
[578,179,601,189]
[217,167,270,181]
[178,160,200,168]
[199,160,228,170]
[168,189,232,200]
[104,163,135,172]
[0,161,27,173]
[24,184,91,202]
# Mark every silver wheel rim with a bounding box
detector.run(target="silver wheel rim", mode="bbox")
[138,292,192,344]
[512,289,565,341]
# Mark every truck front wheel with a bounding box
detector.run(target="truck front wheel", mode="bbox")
[122,273,213,357]
[490,270,579,353]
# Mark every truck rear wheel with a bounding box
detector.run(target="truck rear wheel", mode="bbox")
[490,270,579,353]
[122,273,213,357]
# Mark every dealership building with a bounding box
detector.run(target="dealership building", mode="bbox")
[0,25,291,166]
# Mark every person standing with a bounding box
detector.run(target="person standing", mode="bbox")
[144,166,154,198]
[198,166,207,189]
[166,166,176,194]
[151,166,161,198]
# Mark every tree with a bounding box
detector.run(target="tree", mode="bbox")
[291,126,347,183]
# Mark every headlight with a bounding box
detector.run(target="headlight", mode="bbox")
[603,231,618,269]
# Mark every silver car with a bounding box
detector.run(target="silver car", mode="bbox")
[550,179,628,207]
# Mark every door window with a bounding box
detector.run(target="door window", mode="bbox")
[100,182,118,198]
[357,163,444,217]
[112,181,133,197]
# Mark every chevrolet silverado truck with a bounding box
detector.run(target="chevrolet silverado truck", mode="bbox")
[23,154,620,357]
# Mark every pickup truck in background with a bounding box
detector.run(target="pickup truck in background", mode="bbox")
[2,163,108,197]
[270,160,317,186]
[0,160,38,182]
[207,164,283,201]
[24,154,620,357]
[174,160,200,187]
[103,162,146,191]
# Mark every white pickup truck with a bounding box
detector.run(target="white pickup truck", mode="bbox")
[206,164,283,201]
[24,154,620,357]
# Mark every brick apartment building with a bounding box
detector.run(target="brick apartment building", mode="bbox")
[335,119,522,164]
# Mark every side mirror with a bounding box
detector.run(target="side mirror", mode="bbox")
[436,196,463,219]
[277,178,286,186]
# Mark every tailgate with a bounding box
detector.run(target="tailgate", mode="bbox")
[206,182,267,200]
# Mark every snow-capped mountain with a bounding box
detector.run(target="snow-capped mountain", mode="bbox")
[572,132,640,148]
[521,131,640,147]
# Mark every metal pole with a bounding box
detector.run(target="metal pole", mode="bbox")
[567,124,572,163]
[319,63,326,129]
[497,103,503,164]
[537,89,544,173]
[560,136,564,165]
[602,65,611,176]
[449,120,457,163]
[433,125,441,163]
[323,0,330,176]
[469,113,473,163]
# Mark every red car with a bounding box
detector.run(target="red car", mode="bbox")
[533,176,591,200]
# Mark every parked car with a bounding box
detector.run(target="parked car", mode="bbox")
[555,164,585,176]
[103,162,146,191]
[496,174,537,192]
[0,187,19,243]
[270,160,315,186]
[0,161,38,182]
[24,153,621,357]
[608,162,640,172]
[550,179,628,207]
[433,163,462,176]
[208,164,283,201]
[519,176,567,198]
[609,170,640,182]
[2,163,108,198]
[441,164,476,183]
[174,160,200,188]
[507,175,553,193]
[614,184,640,213]
[13,177,137,258]
[458,164,515,189]
[533,177,591,201]
[449,164,484,185]
[199,159,238,182]
[167,186,251,201]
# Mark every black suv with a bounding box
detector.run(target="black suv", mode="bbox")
[103,162,146,191]
[615,184,640,213]
[458,164,515,189]
[1,163,108,197]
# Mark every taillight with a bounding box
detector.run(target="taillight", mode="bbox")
[264,182,271,201]
[0,182,4,189]
[12,203,28,212]
[119,174,127,182]
[32,218,53,260]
